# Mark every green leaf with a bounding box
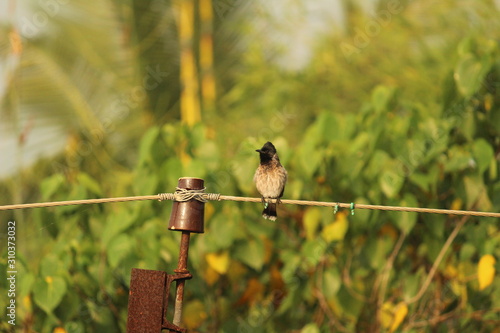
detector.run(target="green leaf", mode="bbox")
[297,121,323,178]
[322,267,341,299]
[234,239,264,271]
[489,158,498,180]
[101,209,137,247]
[371,85,396,113]
[40,254,67,278]
[472,139,494,174]
[424,214,445,239]
[392,193,418,234]
[194,140,220,169]
[301,239,327,268]
[336,285,364,319]
[76,172,102,196]
[137,126,160,167]
[454,53,491,97]
[276,284,301,316]
[64,322,85,333]
[107,234,133,268]
[380,168,404,198]
[182,158,207,180]
[18,272,35,298]
[362,236,393,270]
[280,251,302,284]
[33,276,67,315]
[136,219,161,268]
[460,243,476,261]
[366,150,391,180]
[40,174,65,200]
[162,158,183,189]
[301,323,320,333]
[133,169,159,195]
[488,100,500,133]
[322,113,356,142]
[402,268,424,300]
[207,213,241,251]
[445,146,471,172]
[463,175,492,210]
[409,167,439,193]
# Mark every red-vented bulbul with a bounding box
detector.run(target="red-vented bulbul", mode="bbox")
[254,142,288,221]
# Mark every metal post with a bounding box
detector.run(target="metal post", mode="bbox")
[173,231,191,326]
[126,177,205,333]
[167,177,205,330]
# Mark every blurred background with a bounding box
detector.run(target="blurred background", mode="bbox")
[1,0,500,331]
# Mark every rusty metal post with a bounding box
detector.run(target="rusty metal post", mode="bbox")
[173,231,190,326]
[168,177,205,330]
[127,177,205,333]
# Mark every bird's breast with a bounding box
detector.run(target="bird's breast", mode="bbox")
[254,165,287,198]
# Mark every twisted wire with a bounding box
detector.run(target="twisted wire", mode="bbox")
[0,190,499,218]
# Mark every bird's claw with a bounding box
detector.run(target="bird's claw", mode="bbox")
[261,197,268,209]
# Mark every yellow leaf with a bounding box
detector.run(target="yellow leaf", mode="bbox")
[390,302,408,332]
[379,302,394,329]
[203,265,220,286]
[53,328,67,333]
[303,207,322,240]
[450,198,463,211]
[182,300,207,330]
[449,279,461,297]
[444,264,458,279]
[478,254,496,290]
[23,295,32,312]
[206,251,229,274]
[321,212,348,242]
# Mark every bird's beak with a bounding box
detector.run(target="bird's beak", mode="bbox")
[256,149,261,153]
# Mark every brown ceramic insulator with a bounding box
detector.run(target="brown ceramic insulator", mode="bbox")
[168,177,205,233]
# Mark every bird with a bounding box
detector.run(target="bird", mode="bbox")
[254,141,288,221]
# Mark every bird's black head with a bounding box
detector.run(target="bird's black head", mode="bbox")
[256,141,277,163]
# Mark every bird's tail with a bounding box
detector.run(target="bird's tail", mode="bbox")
[262,203,277,221]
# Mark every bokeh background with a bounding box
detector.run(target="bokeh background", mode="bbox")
[1,0,500,332]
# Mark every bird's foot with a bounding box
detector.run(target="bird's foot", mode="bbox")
[261,197,268,209]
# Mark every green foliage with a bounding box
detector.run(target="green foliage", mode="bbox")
[1,1,500,332]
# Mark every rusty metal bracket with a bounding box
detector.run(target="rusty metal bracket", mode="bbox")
[127,269,192,333]
[162,272,192,332]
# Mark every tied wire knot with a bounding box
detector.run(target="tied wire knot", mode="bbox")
[158,189,221,203]
[204,193,221,201]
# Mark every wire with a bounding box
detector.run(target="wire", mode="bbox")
[0,195,160,211]
[0,191,499,218]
